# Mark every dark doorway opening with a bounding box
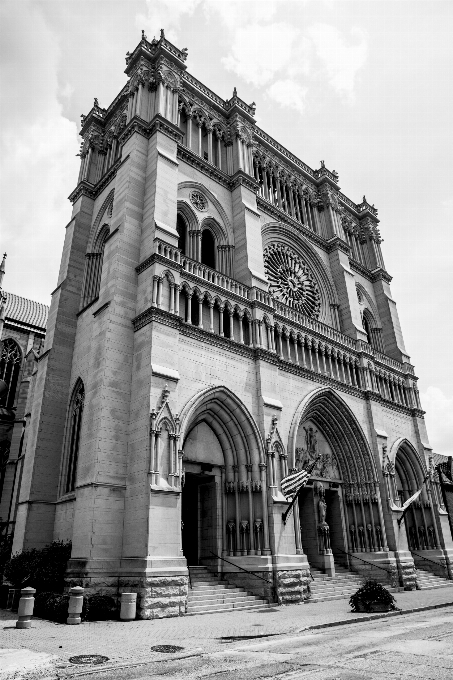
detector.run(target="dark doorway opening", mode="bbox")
[181,472,216,566]
[325,488,347,564]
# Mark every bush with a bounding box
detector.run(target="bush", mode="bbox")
[85,594,117,621]
[349,579,398,613]
[3,541,71,591]
[3,547,40,589]
[34,591,117,623]
[34,592,71,623]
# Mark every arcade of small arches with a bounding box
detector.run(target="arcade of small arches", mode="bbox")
[148,270,416,411]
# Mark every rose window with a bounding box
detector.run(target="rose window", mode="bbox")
[190,191,207,211]
[264,245,321,318]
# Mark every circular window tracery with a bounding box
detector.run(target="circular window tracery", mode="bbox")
[264,245,321,318]
[190,190,207,211]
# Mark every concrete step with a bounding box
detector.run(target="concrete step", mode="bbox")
[186,602,270,616]
[187,598,266,613]
[189,592,261,603]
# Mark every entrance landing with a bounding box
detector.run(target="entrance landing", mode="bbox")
[187,567,271,615]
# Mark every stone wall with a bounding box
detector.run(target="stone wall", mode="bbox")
[136,575,189,619]
[276,569,311,604]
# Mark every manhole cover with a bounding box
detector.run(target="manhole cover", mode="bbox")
[68,655,109,665]
[150,645,184,653]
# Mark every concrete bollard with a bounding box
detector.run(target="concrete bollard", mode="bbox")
[15,587,36,629]
[67,586,84,625]
[120,592,137,621]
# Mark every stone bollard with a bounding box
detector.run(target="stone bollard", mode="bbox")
[15,587,36,629]
[120,592,137,621]
[67,586,84,625]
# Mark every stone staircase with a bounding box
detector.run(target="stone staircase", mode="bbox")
[308,564,365,603]
[186,566,271,615]
[415,567,453,590]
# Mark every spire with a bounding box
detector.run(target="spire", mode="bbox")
[0,253,6,288]
[0,252,6,341]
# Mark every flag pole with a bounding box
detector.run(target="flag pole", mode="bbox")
[282,486,302,525]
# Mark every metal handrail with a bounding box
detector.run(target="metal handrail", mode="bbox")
[411,550,451,576]
[209,551,277,602]
[209,552,272,584]
[337,549,394,575]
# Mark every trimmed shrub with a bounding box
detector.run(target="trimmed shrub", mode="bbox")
[349,579,398,613]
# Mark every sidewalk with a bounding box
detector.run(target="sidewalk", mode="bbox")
[1,587,452,676]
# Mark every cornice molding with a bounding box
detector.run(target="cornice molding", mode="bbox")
[349,259,373,281]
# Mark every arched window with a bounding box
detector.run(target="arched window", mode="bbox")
[0,339,22,408]
[81,225,110,309]
[177,214,187,255]
[64,381,85,494]
[201,229,216,269]
[362,314,373,346]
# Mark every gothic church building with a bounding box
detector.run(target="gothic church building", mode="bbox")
[14,31,453,617]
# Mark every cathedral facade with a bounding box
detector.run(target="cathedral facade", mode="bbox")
[13,31,453,618]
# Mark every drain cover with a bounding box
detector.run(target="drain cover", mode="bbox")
[150,645,184,653]
[68,655,109,665]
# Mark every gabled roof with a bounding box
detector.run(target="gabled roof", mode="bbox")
[4,291,49,331]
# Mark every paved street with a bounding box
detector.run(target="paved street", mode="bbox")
[1,588,453,678]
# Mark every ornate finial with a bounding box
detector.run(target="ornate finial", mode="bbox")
[363,195,367,203]
[160,384,170,408]
[93,97,99,108]
[80,114,86,123]
[160,28,165,39]
[320,160,325,168]
[233,87,237,97]
[142,29,147,41]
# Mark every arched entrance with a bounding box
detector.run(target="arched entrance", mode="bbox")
[289,388,388,573]
[394,442,439,551]
[179,387,270,569]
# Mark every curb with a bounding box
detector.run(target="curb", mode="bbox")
[58,600,453,677]
[302,600,453,631]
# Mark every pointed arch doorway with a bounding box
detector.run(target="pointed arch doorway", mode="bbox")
[289,388,389,575]
[179,387,270,571]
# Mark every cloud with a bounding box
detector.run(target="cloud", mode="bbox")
[135,1,367,113]
[267,79,307,112]
[420,386,453,457]
[0,1,79,304]
[307,23,368,99]
[222,23,300,88]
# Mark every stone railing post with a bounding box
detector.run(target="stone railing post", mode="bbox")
[67,586,84,625]
[15,587,36,629]
[120,592,137,621]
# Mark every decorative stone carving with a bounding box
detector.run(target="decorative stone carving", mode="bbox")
[264,244,321,318]
[189,190,207,211]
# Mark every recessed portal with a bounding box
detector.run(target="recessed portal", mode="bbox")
[181,471,216,566]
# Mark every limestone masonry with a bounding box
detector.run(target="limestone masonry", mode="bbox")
[10,30,453,617]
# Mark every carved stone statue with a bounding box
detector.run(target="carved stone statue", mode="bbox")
[304,426,318,456]
[318,496,327,524]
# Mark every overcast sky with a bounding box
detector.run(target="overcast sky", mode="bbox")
[1,0,452,455]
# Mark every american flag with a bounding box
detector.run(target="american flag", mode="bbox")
[281,457,319,501]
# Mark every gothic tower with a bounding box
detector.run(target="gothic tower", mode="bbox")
[13,31,453,617]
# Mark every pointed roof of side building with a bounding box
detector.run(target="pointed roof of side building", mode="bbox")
[4,291,49,331]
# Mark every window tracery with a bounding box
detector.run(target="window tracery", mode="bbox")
[64,381,85,494]
[264,244,321,318]
[0,338,22,408]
